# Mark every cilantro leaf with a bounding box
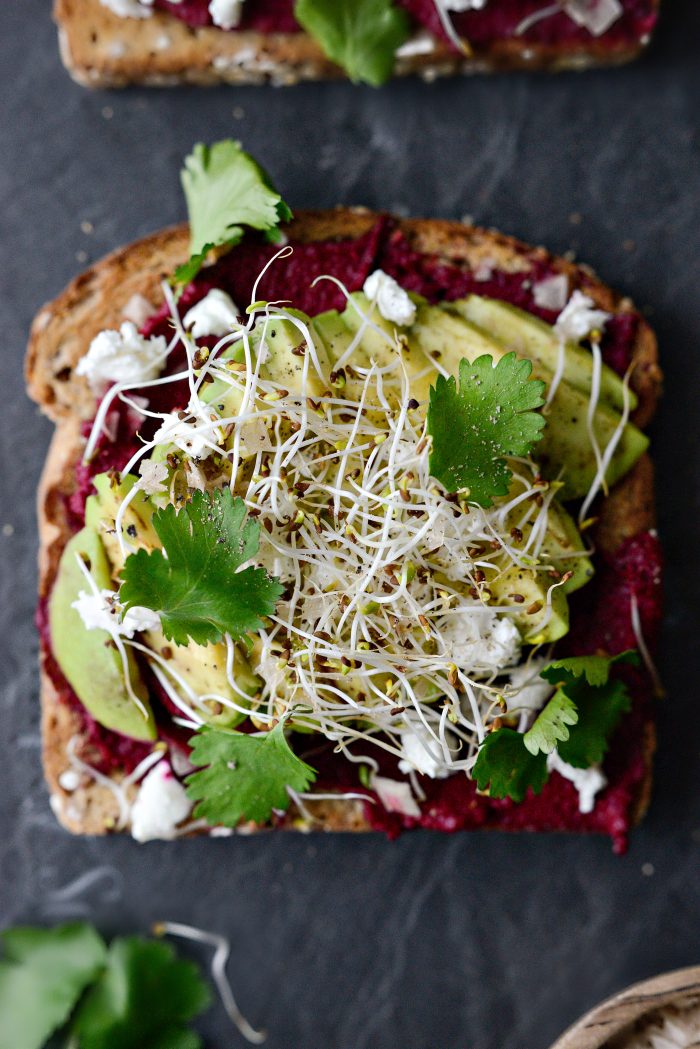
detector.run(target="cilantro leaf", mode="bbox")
[186,723,317,827]
[121,489,283,647]
[427,353,546,507]
[0,922,107,1049]
[72,936,210,1049]
[541,650,639,688]
[472,728,548,804]
[175,140,292,284]
[523,691,578,756]
[557,678,632,768]
[294,0,410,86]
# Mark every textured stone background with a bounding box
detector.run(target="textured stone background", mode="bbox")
[1,3,699,1047]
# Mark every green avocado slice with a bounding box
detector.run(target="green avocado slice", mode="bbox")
[451,295,636,414]
[49,526,156,741]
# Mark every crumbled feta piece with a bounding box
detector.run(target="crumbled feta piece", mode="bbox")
[395,32,436,58]
[506,659,554,713]
[99,0,151,17]
[564,0,623,36]
[122,293,155,327]
[153,408,218,460]
[122,605,161,635]
[441,608,521,674]
[58,769,81,792]
[533,274,570,312]
[363,270,416,327]
[373,776,421,819]
[443,0,487,9]
[183,289,240,339]
[72,589,160,637]
[130,761,192,842]
[76,322,166,391]
[398,724,451,779]
[137,458,169,496]
[547,752,607,814]
[208,0,245,30]
[554,290,611,343]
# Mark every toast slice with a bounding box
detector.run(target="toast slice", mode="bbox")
[27,209,662,840]
[54,0,661,89]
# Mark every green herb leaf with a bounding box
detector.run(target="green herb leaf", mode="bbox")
[523,691,579,756]
[427,353,546,507]
[175,140,292,284]
[121,488,283,647]
[541,650,639,688]
[294,0,411,86]
[0,922,107,1049]
[557,678,633,769]
[186,723,317,827]
[72,937,210,1049]
[472,728,548,804]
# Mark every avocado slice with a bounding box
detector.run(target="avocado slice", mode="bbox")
[450,295,636,414]
[86,473,161,573]
[49,526,156,741]
[488,562,570,644]
[408,304,647,501]
[145,628,260,730]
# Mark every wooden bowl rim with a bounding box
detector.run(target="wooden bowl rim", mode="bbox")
[549,965,700,1049]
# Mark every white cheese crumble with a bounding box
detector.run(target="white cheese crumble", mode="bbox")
[373,776,421,819]
[130,761,192,842]
[122,293,155,327]
[443,0,487,9]
[58,769,82,792]
[398,723,451,779]
[533,273,570,312]
[72,589,161,637]
[137,458,169,496]
[76,322,166,392]
[208,0,245,30]
[99,0,151,18]
[363,270,417,327]
[183,289,240,338]
[547,752,607,814]
[395,32,437,59]
[441,608,521,674]
[153,406,219,460]
[564,0,623,36]
[554,290,611,343]
[506,658,554,713]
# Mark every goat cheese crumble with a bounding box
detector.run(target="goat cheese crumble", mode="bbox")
[555,290,611,343]
[208,0,246,30]
[184,288,240,338]
[363,270,417,327]
[72,589,161,637]
[76,322,167,391]
[130,760,192,842]
[547,751,607,813]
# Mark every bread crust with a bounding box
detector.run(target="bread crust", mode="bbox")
[27,209,661,836]
[54,0,658,88]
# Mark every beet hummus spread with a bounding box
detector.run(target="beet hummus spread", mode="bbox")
[40,214,662,852]
[151,0,658,51]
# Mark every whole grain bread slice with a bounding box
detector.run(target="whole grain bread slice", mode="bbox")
[27,209,662,836]
[54,0,659,89]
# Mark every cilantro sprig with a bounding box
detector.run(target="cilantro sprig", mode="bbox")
[427,353,546,507]
[472,651,638,802]
[175,140,292,285]
[186,723,317,827]
[121,489,283,648]
[294,0,411,86]
[0,925,209,1049]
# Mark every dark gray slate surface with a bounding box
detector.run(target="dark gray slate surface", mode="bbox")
[2,4,699,1047]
